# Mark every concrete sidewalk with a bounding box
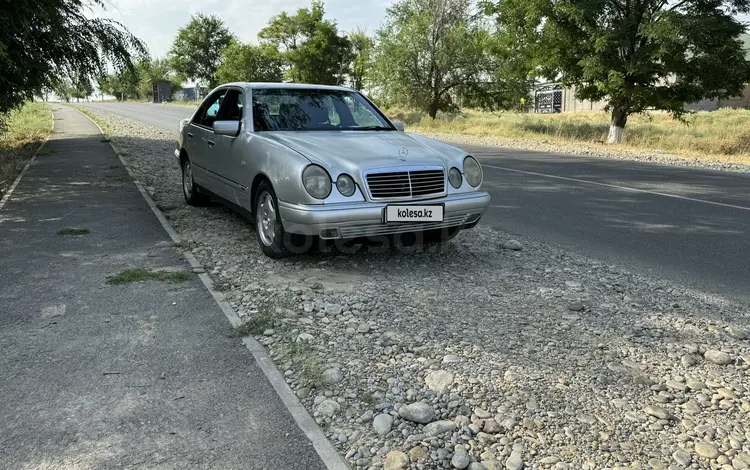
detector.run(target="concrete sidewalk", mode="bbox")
[0,105,328,469]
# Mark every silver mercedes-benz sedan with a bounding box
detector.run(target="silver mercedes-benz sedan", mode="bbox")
[175,82,491,257]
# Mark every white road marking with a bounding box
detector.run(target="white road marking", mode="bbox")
[482,164,750,212]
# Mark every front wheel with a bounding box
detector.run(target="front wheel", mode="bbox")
[182,158,208,206]
[254,181,311,258]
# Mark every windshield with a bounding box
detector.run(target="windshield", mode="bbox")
[251,88,394,132]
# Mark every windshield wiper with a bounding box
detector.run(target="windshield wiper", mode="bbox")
[346,126,393,131]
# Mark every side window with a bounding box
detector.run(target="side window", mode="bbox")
[192,90,228,128]
[217,90,243,122]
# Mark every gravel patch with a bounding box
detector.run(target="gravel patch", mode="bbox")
[412,131,750,174]
[83,107,750,470]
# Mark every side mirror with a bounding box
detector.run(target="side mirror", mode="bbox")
[392,121,405,132]
[213,120,240,137]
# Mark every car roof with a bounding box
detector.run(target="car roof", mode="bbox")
[221,82,354,92]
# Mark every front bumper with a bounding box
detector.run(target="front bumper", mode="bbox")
[278,191,490,239]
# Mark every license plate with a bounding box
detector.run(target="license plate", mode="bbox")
[385,205,444,223]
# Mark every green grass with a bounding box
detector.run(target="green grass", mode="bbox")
[231,313,277,336]
[0,102,52,193]
[106,268,193,285]
[388,107,750,165]
[56,227,89,236]
[284,341,323,386]
[75,107,111,135]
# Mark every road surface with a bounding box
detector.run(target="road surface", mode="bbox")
[78,102,750,300]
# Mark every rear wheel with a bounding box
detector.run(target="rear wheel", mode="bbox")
[182,158,208,206]
[254,181,311,258]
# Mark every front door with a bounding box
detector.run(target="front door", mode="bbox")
[208,89,250,207]
[187,88,229,197]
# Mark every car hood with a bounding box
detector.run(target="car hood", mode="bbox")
[261,131,462,175]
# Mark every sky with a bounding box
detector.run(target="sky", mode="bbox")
[93,0,396,59]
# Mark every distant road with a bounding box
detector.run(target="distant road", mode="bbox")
[78,102,750,300]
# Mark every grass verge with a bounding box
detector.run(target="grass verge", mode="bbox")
[106,268,193,285]
[0,102,52,195]
[74,107,111,135]
[284,340,323,386]
[387,107,750,165]
[57,227,89,236]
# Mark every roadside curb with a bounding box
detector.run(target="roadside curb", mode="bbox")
[74,106,350,470]
[0,106,55,212]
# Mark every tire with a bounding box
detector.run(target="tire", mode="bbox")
[254,181,311,258]
[181,158,209,206]
[422,226,461,244]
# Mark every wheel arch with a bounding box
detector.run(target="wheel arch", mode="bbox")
[250,173,272,216]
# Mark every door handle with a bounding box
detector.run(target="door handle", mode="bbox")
[187,132,193,138]
[207,140,215,147]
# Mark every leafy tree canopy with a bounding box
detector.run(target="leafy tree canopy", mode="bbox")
[373,0,503,118]
[216,42,285,83]
[169,13,234,89]
[486,0,750,142]
[259,1,352,85]
[0,0,146,119]
[349,29,375,91]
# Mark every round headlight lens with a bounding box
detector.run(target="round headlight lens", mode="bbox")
[336,174,356,196]
[463,156,482,187]
[448,167,462,188]
[302,165,332,199]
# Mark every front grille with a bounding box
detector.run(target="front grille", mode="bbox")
[365,169,445,200]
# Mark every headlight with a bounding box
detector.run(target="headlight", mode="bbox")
[463,156,482,187]
[302,165,332,199]
[336,174,356,196]
[448,167,462,188]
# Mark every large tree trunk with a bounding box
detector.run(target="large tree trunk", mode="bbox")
[428,100,439,119]
[607,107,628,144]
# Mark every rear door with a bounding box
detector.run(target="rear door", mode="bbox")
[187,88,229,193]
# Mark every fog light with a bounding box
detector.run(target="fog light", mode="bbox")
[319,228,340,239]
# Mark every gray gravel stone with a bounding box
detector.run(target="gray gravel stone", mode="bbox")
[373,414,394,436]
[704,349,732,365]
[399,402,436,424]
[673,450,692,466]
[321,368,344,384]
[451,451,471,469]
[425,370,454,392]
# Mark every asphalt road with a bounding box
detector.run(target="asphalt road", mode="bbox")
[79,102,750,300]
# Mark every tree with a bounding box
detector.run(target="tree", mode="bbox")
[216,42,284,83]
[259,1,352,85]
[0,0,146,120]
[53,79,75,103]
[349,29,374,91]
[372,0,493,118]
[487,0,750,143]
[72,75,93,102]
[169,13,234,90]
